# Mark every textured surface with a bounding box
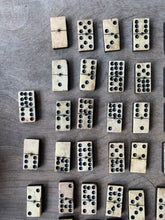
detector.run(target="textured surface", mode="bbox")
[0,0,165,219]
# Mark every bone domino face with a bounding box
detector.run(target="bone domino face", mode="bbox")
[77,98,94,129]
[133,18,150,51]
[23,139,39,170]
[59,182,74,214]
[50,16,68,49]
[157,188,165,220]
[18,91,36,123]
[129,190,145,220]
[77,19,94,51]
[103,18,120,51]
[81,183,97,215]
[133,102,150,133]
[106,184,124,217]
[27,185,42,217]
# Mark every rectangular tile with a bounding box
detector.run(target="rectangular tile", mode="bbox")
[50,16,68,49]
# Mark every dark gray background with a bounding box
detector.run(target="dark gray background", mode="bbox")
[0,0,165,219]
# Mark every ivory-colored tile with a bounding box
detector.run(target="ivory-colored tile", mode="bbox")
[80,59,97,91]
[23,139,39,170]
[77,19,94,51]
[135,62,151,93]
[107,102,123,132]
[108,61,125,93]
[59,182,74,214]
[18,91,36,123]
[105,184,123,217]
[129,190,145,220]
[81,183,97,215]
[52,60,68,91]
[50,16,68,49]
[55,142,71,172]
[157,187,165,220]
[133,102,150,133]
[77,141,93,172]
[103,18,120,51]
[133,18,150,51]
[77,98,94,129]
[130,142,148,173]
[109,142,125,173]
[56,101,71,131]
[27,185,42,217]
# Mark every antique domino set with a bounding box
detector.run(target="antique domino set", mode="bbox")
[17,15,165,219]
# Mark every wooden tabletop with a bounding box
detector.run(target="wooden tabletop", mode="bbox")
[0,0,165,219]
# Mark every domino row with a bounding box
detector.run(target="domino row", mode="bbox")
[18,92,151,134]
[26,183,165,219]
[52,59,151,93]
[23,140,165,174]
[50,16,150,52]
